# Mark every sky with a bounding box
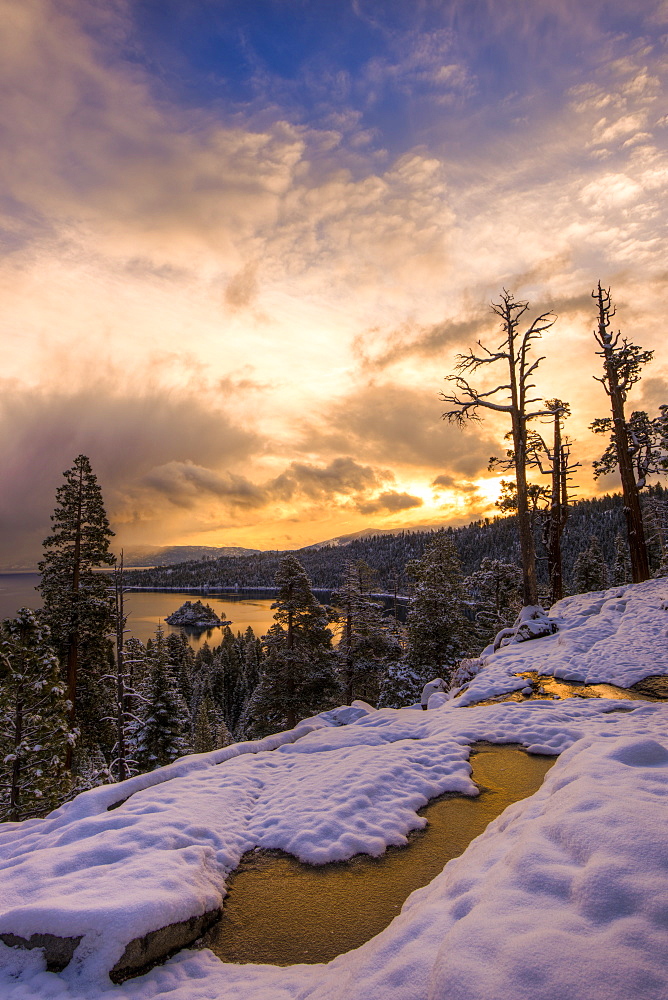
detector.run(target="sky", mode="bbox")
[1,0,667,568]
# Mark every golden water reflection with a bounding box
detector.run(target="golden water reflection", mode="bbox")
[200,744,555,966]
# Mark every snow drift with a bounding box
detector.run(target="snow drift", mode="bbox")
[0,578,666,999]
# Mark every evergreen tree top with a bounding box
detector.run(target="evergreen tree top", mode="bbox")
[39,454,114,574]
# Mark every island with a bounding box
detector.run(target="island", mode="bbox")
[165,599,230,630]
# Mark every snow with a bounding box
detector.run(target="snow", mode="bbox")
[455,576,668,705]
[0,580,667,999]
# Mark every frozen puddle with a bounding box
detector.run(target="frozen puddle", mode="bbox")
[199,744,556,966]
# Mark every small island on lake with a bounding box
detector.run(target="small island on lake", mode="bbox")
[165,599,231,630]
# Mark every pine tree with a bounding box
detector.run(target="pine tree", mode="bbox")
[208,628,246,732]
[612,532,632,585]
[38,455,115,769]
[135,625,192,771]
[406,532,471,686]
[192,692,230,754]
[241,626,262,699]
[166,630,195,705]
[466,557,522,647]
[333,560,402,705]
[243,556,339,737]
[0,609,75,821]
[572,536,609,594]
[377,657,423,709]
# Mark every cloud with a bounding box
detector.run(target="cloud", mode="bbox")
[224,261,260,310]
[353,312,487,370]
[0,379,261,566]
[357,491,423,514]
[431,473,458,489]
[140,462,266,510]
[1,0,667,562]
[268,457,388,502]
[304,382,500,475]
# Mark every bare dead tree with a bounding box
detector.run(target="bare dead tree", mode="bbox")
[441,290,556,605]
[591,283,652,583]
[530,401,580,603]
[489,401,579,603]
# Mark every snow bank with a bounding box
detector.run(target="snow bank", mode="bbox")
[1,698,665,992]
[0,579,666,999]
[455,576,668,705]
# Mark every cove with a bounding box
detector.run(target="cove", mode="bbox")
[199,744,555,967]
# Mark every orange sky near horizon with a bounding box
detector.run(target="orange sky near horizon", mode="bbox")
[1,0,667,567]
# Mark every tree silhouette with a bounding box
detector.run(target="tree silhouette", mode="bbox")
[590,284,653,582]
[441,290,555,604]
[38,455,115,770]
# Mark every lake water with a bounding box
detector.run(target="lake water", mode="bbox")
[0,574,279,650]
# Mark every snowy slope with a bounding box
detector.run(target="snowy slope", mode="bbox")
[0,580,667,999]
[455,576,668,705]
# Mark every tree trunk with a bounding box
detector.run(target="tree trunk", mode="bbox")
[547,411,565,603]
[115,559,128,783]
[285,597,296,730]
[609,383,650,582]
[595,286,650,583]
[511,410,538,606]
[344,608,353,705]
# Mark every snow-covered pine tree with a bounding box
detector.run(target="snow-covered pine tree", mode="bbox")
[108,554,143,783]
[135,624,192,771]
[207,628,244,732]
[377,657,424,709]
[405,531,471,686]
[241,626,262,701]
[192,692,230,753]
[333,559,402,705]
[642,490,668,576]
[612,532,632,585]
[243,556,339,737]
[572,535,609,594]
[38,455,115,769]
[0,609,76,820]
[166,630,195,705]
[465,557,523,648]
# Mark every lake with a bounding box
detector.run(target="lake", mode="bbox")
[0,574,279,650]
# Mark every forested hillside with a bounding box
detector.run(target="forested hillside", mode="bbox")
[124,486,668,596]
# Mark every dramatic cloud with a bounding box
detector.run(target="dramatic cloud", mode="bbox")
[268,457,388,503]
[1,0,667,564]
[305,382,500,475]
[357,491,424,515]
[0,380,261,566]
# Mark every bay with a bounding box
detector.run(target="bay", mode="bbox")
[0,574,278,650]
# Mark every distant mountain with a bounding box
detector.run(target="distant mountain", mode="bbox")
[303,525,436,549]
[124,545,261,567]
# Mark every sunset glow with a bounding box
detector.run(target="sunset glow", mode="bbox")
[1,0,667,567]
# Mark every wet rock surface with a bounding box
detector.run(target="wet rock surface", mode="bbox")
[631,674,668,699]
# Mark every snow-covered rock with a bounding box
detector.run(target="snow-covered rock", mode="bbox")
[457,577,668,705]
[420,677,447,708]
